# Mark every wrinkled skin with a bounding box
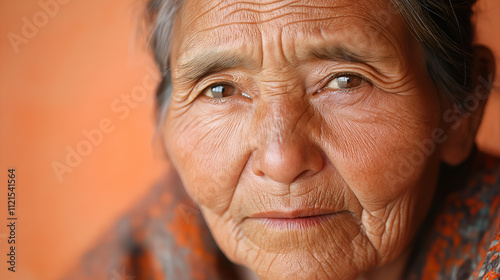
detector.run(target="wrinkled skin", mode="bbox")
[163,0,473,279]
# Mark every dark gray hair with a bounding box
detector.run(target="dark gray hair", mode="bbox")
[145,0,478,124]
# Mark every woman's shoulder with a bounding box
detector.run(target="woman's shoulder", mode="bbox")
[407,151,500,280]
[62,168,239,280]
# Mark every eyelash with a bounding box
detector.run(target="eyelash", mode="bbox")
[319,72,368,93]
[201,82,247,100]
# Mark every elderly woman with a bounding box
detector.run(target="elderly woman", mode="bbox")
[65,0,499,279]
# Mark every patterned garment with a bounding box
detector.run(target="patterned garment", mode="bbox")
[406,151,500,280]
[63,151,500,280]
[62,168,238,280]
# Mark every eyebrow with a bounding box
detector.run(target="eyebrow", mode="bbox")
[305,45,380,64]
[176,50,258,84]
[175,45,382,84]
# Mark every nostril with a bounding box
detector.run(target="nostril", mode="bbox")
[252,157,265,177]
[293,169,316,182]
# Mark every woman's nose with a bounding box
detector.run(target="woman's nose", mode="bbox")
[252,134,324,185]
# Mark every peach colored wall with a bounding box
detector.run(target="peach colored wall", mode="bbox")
[0,1,166,280]
[0,1,498,280]
[476,0,500,156]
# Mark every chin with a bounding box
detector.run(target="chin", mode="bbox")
[216,225,378,280]
[241,249,367,280]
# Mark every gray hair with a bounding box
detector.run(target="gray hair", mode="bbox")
[145,0,183,125]
[145,0,478,126]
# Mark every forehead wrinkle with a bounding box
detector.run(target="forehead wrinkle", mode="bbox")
[220,1,349,25]
[279,32,389,74]
[188,0,353,34]
[193,11,314,35]
[344,0,411,61]
[182,1,222,31]
[223,0,300,9]
[218,0,352,18]
[175,0,412,82]
[349,12,414,74]
[222,0,302,17]
[279,14,408,72]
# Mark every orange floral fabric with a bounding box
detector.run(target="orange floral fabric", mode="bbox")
[407,151,500,280]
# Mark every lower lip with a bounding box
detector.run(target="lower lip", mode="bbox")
[255,213,342,230]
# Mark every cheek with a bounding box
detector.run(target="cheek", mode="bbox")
[164,101,250,213]
[317,88,442,208]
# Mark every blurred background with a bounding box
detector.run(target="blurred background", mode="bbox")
[0,1,498,280]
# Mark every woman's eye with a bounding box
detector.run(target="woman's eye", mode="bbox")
[203,84,238,98]
[326,74,364,90]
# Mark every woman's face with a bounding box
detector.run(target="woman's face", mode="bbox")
[165,0,449,278]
